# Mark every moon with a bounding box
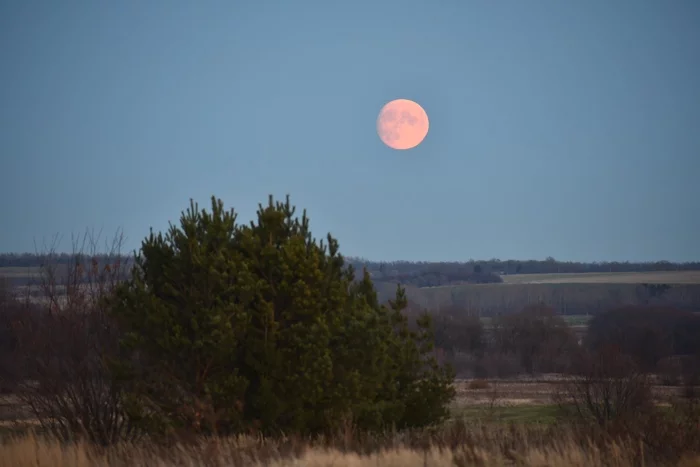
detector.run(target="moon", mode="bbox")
[377,99,429,150]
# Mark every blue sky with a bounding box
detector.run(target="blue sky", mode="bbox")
[1,1,698,262]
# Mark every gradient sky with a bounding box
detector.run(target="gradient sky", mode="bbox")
[1,1,699,262]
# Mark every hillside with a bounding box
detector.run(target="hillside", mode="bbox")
[374,271,700,317]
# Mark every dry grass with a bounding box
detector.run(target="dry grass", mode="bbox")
[3,427,700,467]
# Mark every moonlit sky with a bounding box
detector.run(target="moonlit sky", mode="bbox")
[1,1,699,262]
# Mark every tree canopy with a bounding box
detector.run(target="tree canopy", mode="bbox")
[108,195,455,437]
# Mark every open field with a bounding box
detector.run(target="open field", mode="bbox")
[398,281,700,316]
[0,267,43,278]
[372,271,700,316]
[479,315,591,327]
[500,270,700,285]
[416,271,700,289]
[2,377,697,466]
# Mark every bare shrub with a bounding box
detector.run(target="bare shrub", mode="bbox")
[553,345,653,428]
[10,229,139,445]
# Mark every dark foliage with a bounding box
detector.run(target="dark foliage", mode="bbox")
[431,313,486,357]
[107,195,455,438]
[492,304,580,374]
[585,305,700,372]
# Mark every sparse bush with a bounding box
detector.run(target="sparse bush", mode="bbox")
[554,345,653,428]
[108,195,455,438]
[9,230,139,445]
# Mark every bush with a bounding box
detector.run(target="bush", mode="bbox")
[7,231,139,445]
[554,345,653,428]
[109,195,455,438]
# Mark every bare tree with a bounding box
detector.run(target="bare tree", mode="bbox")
[553,345,653,427]
[11,229,139,445]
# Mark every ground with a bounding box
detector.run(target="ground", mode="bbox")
[449,376,684,424]
[0,376,686,435]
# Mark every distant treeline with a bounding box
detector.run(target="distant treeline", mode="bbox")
[0,253,133,269]
[2,253,700,289]
[347,257,700,288]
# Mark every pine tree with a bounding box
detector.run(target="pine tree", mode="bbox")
[110,195,455,437]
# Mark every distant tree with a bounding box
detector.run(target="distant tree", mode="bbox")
[554,344,653,427]
[473,264,483,274]
[492,304,578,374]
[585,306,700,372]
[109,195,455,437]
[432,313,485,357]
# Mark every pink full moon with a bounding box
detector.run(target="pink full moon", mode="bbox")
[376,99,429,150]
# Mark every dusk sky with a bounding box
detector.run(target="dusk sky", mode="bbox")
[1,1,699,262]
